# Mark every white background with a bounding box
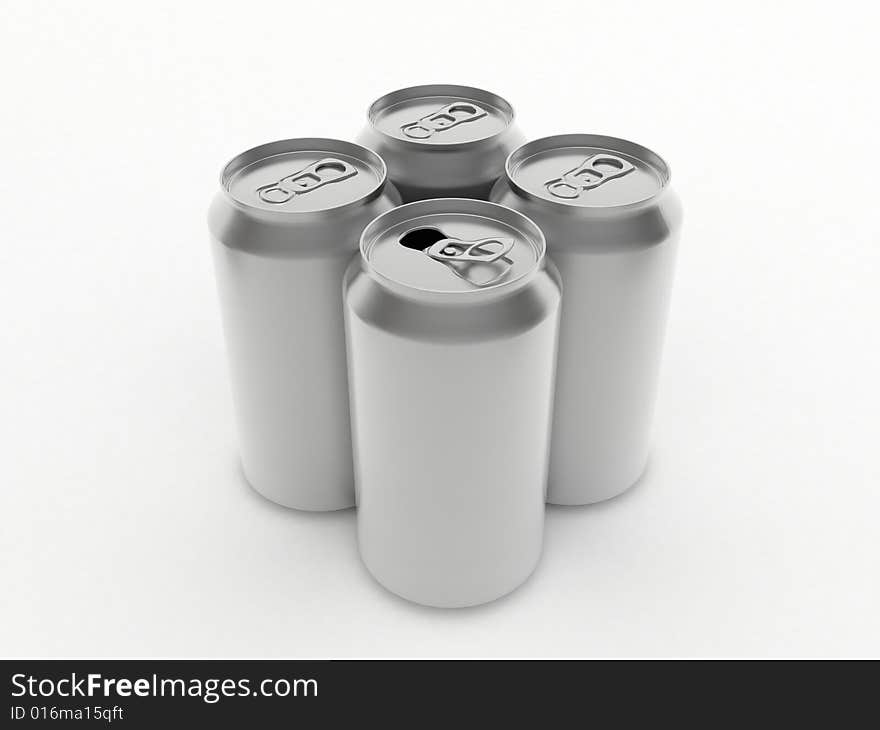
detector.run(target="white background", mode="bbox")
[2,1,878,658]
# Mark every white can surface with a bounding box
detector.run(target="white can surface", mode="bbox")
[345,199,561,607]
[209,139,399,510]
[492,134,683,504]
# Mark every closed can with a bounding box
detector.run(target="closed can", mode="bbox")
[492,134,683,505]
[345,199,560,607]
[356,85,526,203]
[208,138,399,510]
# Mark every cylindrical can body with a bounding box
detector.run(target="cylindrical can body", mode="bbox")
[492,134,683,505]
[345,200,560,607]
[356,85,526,203]
[209,138,400,510]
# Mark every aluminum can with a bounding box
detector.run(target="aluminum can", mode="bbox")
[492,134,683,505]
[208,138,400,510]
[344,199,560,607]
[356,85,526,203]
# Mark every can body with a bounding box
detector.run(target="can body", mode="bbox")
[345,200,560,606]
[209,138,399,510]
[492,134,683,505]
[356,85,526,202]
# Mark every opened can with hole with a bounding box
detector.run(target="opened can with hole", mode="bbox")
[492,134,683,505]
[209,138,400,510]
[356,85,526,203]
[344,199,560,607]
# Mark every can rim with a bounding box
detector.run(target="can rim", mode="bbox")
[504,133,673,211]
[359,198,546,299]
[218,137,388,215]
[365,84,516,151]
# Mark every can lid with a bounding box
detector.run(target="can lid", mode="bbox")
[220,138,386,214]
[360,199,544,295]
[506,134,670,208]
[367,85,514,147]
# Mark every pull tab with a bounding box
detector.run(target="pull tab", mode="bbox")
[400,102,488,139]
[426,236,514,264]
[545,154,635,199]
[256,158,358,204]
[426,236,515,288]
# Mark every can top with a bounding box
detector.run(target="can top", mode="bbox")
[506,134,670,209]
[220,138,386,214]
[360,199,545,295]
[367,85,514,147]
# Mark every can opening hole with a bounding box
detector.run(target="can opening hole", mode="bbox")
[398,227,447,251]
[592,157,624,170]
[314,161,346,176]
[447,104,476,117]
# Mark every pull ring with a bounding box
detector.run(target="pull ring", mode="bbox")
[401,103,488,139]
[257,158,358,204]
[426,236,515,288]
[545,154,635,198]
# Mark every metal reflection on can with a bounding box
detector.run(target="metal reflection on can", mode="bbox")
[344,199,561,607]
[492,134,683,505]
[208,138,400,511]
